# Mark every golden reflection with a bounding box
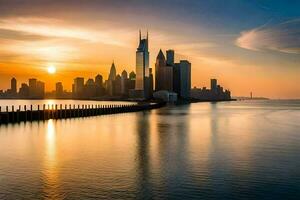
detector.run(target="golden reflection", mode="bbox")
[43,119,62,200]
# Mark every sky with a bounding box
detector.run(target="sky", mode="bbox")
[0,0,299,98]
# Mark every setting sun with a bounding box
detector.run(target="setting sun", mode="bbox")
[47,66,56,74]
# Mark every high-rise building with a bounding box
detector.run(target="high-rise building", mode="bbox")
[19,83,29,97]
[149,68,154,97]
[166,49,175,66]
[11,78,17,94]
[28,78,37,98]
[134,30,150,98]
[36,81,45,98]
[108,62,116,81]
[56,82,63,97]
[121,70,128,95]
[85,78,96,97]
[95,74,103,87]
[114,75,122,96]
[95,74,104,97]
[73,77,84,98]
[178,60,191,99]
[155,49,173,92]
[211,79,217,92]
[107,62,117,96]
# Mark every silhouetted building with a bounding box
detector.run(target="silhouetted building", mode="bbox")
[114,75,122,96]
[155,49,173,92]
[107,62,117,96]
[73,77,84,98]
[28,78,37,98]
[36,81,45,98]
[85,78,96,97]
[95,74,105,97]
[177,60,191,99]
[121,70,128,95]
[149,68,154,97]
[55,82,63,97]
[166,49,175,66]
[95,74,103,87]
[11,78,17,95]
[191,79,231,100]
[109,62,117,81]
[19,83,29,98]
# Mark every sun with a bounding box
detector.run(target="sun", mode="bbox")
[47,66,56,74]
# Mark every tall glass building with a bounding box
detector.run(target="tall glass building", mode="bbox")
[135,31,150,98]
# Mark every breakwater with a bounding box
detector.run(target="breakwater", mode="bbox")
[0,102,165,124]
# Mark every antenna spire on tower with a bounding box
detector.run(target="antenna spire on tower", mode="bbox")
[139,29,141,41]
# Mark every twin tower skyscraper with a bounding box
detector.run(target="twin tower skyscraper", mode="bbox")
[132,30,191,99]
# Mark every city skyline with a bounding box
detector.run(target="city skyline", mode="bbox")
[0,0,299,98]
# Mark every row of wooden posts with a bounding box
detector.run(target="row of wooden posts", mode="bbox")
[0,103,165,124]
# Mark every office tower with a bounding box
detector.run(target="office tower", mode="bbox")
[11,78,17,94]
[95,74,103,87]
[211,79,217,92]
[36,81,45,98]
[155,49,173,92]
[108,62,116,81]
[107,62,117,96]
[95,74,104,97]
[121,70,128,95]
[85,78,96,97]
[28,78,37,98]
[19,83,29,97]
[73,77,84,98]
[56,82,63,97]
[166,49,175,66]
[128,71,136,91]
[114,75,122,96]
[135,30,150,98]
[178,60,191,99]
[149,68,154,97]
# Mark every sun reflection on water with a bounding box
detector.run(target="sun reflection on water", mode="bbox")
[43,119,63,199]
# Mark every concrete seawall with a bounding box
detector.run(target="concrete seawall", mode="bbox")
[0,102,165,125]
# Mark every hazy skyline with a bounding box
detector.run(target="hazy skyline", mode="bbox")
[0,0,299,98]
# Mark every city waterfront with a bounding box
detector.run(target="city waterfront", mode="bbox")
[0,100,300,199]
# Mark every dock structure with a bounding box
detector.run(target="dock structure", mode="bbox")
[0,102,165,125]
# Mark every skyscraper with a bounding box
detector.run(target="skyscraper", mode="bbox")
[211,79,217,92]
[121,70,128,95]
[107,62,117,96]
[73,77,84,98]
[29,78,37,98]
[166,49,175,66]
[108,62,117,81]
[95,74,103,87]
[155,49,173,92]
[56,82,63,97]
[178,60,191,99]
[11,78,17,94]
[135,30,150,98]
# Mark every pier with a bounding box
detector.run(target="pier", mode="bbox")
[0,102,165,124]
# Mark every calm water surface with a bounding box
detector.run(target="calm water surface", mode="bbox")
[0,100,300,199]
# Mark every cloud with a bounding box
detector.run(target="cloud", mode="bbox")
[0,17,127,46]
[236,19,300,54]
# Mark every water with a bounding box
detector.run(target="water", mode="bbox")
[0,100,300,199]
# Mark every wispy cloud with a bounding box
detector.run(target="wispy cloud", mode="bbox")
[0,17,127,46]
[236,19,300,54]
